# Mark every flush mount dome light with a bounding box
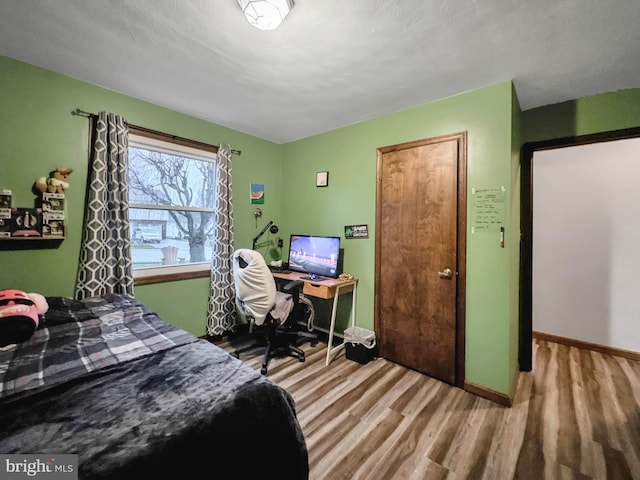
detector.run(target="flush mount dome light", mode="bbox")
[237,0,294,30]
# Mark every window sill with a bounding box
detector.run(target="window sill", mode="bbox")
[134,263,210,286]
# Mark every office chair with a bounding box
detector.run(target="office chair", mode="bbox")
[232,248,317,374]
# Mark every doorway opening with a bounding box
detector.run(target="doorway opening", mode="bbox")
[519,126,640,370]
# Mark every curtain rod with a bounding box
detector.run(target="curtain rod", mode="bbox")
[72,108,241,156]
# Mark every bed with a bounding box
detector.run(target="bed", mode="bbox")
[0,293,309,479]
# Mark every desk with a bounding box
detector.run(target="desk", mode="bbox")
[272,271,357,365]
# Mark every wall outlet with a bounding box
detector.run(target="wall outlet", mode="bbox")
[277,237,283,248]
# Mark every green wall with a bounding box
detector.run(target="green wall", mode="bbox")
[509,84,522,394]
[282,81,519,394]
[0,56,521,395]
[522,88,640,143]
[4,53,636,399]
[0,56,282,335]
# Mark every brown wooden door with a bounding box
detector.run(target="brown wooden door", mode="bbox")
[375,132,466,386]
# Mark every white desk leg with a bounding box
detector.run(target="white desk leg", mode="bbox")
[350,282,357,330]
[325,286,341,366]
[325,281,357,366]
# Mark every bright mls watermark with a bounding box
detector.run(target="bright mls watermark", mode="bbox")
[0,455,77,479]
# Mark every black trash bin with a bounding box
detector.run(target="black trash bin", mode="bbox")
[343,326,377,364]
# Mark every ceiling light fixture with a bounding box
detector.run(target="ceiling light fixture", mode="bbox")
[237,0,294,31]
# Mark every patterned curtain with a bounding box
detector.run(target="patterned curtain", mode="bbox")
[75,112,134,300]
[206,144,235,336]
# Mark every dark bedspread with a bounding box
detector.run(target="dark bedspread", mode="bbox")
[0,294,309,479]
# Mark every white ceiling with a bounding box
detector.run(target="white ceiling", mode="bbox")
[1,0,639,144]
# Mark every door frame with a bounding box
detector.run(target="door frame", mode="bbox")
[374,131,467,387]
[519,126,640,371]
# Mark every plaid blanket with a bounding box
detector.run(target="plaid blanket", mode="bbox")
[0,293,197,399]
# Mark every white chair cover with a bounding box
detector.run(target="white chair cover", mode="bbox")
[233,249,276,325]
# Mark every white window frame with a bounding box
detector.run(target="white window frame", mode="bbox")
[128,131,218,282]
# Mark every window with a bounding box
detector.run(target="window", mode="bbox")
[128,128,218,281]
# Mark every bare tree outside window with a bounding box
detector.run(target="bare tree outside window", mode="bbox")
[128,134,216,270]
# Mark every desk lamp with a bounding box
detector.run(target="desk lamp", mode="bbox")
[252,220,279,250]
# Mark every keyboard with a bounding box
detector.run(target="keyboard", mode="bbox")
[269,267,292,274]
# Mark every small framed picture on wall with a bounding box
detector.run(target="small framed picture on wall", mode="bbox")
[316,171,329,187]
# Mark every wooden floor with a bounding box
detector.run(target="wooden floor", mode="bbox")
[213,336,640,480]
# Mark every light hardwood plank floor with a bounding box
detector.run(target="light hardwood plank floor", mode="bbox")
[213,336,640,480]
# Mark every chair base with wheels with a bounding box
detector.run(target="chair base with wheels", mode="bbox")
[232,249,318,375]
[233,322,306,375]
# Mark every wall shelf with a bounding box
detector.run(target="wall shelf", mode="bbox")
[0,236,65,250]
[1,194,67,246]
[1,236,65,240]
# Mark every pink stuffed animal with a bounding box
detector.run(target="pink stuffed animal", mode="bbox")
[0,289,49,348]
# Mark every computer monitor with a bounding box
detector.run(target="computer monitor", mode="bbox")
[288,234,341,279]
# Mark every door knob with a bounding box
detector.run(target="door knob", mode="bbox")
[438,268,453,279]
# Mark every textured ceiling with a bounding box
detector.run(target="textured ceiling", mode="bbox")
[1,0,639,144]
